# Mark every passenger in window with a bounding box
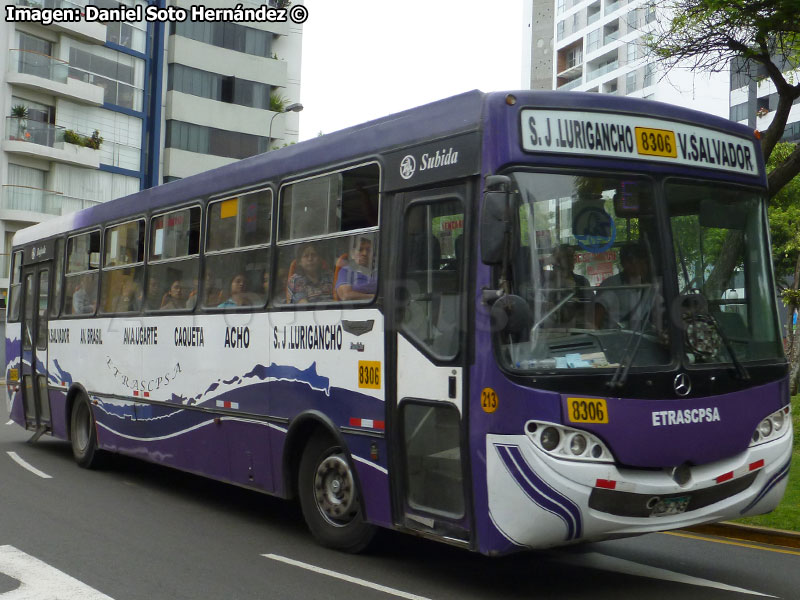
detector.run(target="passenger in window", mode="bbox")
[543,245,592,327]
[594,242,655,329]
[72,274,95,314]
[161,280,186,310]
[287,243,333,303]
[218,273,250,308]
[336,237,377,301]
[185,278,198,309]
[111,273,141,312]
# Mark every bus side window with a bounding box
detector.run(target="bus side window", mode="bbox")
[100,220,145,314]
[49,238,65,319]
[203,189,271,310]
[63,231,100,316]
[399,200,464,359]
[276,163,380,305]
[147,206,201,311]
[8,250,23,321]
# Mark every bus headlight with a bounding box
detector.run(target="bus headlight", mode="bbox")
[526,421,613,463]
[750,406,791,447]
[540,427,560,451]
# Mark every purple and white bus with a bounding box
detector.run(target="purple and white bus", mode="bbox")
[5,90,791,555]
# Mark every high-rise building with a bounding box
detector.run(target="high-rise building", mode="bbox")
[162,0,303,180]
[1,0,303,304]
[524,0,728,116]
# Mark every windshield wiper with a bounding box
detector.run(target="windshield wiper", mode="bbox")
[705,311,750,381]
[607,285,656,389]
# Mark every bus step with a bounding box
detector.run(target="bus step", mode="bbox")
[27,426,47,444]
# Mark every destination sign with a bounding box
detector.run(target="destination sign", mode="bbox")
[520,109,759,176]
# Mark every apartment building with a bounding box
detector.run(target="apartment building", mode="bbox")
[0,0,161,306]
[524,0,728,116]
[162,0,303,180]
[1,0,303,305]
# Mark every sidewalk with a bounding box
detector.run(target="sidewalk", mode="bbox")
[684,522,800,549]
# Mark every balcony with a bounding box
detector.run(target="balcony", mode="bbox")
[558,77,585,91]
[0,185,101,220]
[68,66,142,111]
[7,50,104,106]
[587,60,620,82]
[605,0,623,15]
[14,0,106,43]
[4,118,101,169]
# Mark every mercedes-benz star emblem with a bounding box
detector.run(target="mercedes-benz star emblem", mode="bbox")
[673,373,692,397]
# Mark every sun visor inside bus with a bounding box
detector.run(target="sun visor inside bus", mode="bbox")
[699,198,747,230]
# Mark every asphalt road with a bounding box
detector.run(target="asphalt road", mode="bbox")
[1,400,798,599]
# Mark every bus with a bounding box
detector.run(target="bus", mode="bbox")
[5,90,791,555]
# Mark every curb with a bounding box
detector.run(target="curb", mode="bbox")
[683,522,800,549]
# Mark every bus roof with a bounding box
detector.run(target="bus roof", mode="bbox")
[12,89,762,247]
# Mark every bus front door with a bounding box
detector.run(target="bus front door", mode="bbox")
[20,264,52,439]
[389,184,472,543]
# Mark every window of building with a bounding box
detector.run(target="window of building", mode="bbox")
[203,190,271,310]
[730,102,748,122]
[165,120,269,159]
[100,220,145,313]
[586,29,601,53]
[644,63,655,87]
[63,231,100,316]
[168,64,271,110]
[147,206,201,311]
[173,21,273,59]
[16,32,54,79]
[557,21,565,41]
[627,40,638,63]
[68,41,144,111]
[277,164,380,305]
[626,71,637,93]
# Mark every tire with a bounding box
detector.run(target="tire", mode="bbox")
[298,434,376,553]
[70,394,105,469]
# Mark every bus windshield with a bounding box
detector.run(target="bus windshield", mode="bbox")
[499,171,669,372]
[666,180,783,364]
[494,172,783,373]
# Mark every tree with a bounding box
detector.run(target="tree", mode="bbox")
[645,0,800,198]
[767,143,800,392]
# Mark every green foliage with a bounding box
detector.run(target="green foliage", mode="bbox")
[269,93,287,113]
[767,142,800,284]
[64,129,103,149]
[10,105,28,119]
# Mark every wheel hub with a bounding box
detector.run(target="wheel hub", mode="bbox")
[314,453,356,525]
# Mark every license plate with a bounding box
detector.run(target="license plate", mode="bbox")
[566,397,609,424]
[635,127,678,158]
[650,496,690,517]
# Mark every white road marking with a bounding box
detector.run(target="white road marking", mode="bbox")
[263,554,432,600]
[0,545,114,599]
[6,452,52,479]
[557,551,776,597]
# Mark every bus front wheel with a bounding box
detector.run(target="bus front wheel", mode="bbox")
[70,395,105,469]
[298,434,375,553]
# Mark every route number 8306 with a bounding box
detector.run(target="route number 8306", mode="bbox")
[358,361,381,389]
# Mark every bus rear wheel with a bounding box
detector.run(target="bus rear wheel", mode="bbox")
[70,394,105,469]
[298,434,376,553]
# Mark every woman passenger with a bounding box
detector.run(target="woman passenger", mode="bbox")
[287,243,333,303]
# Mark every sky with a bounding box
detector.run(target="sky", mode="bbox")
[298,0,525,141]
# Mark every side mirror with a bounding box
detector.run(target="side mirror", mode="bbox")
[480,175,512,265]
